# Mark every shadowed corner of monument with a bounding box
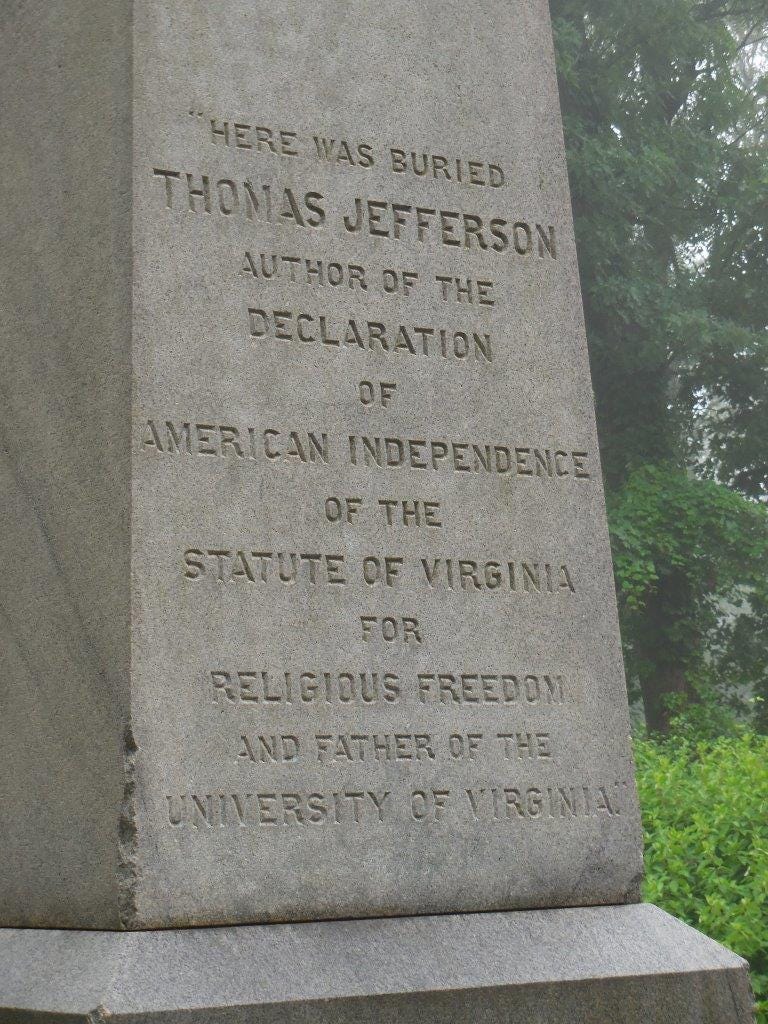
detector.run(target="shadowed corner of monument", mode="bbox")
[0,0,758,1022]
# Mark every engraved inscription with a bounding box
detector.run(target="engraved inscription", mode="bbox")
[208,668,572,708]
[139,418,593,482]
[141,99,626,873]
[152,168,558,259]
[247,307,494,365]
[164,781,627,830]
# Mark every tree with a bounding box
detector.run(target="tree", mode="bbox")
[551,0,768,731]
[609,466,768,731]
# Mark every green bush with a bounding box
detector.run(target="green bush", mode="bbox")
[635,732,768,1020]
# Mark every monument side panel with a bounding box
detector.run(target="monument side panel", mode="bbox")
[130,0,643,927]
[0,1,132,927]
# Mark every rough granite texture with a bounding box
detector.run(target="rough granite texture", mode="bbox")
[0,0,646,929]
[0,905,756,1022]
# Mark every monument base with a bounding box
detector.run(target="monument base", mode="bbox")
[0,904,753,1023]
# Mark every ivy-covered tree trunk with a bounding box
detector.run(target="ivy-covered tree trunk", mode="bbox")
[635,572,697,733]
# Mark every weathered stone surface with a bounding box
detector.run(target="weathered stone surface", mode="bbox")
[2,0,642,929]
[0,0,131,931]
[0,905,755,1023]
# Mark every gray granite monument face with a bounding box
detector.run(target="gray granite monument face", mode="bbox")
[0,2,756,1022]
[2,0,643,931]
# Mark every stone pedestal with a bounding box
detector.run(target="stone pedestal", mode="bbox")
[0,905,754,1023]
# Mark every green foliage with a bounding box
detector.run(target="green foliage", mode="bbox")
[609,465,768,729]
[552,0,768,491]
[663,689,758,741]
[636,732,768,1019]
[551,0,768,731]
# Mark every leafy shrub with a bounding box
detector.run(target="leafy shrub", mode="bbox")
[636,732,768,1020]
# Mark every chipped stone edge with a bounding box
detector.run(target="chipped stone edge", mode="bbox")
[116,725,140,929]
[87,1005,113,1024]
[116,0,139,934]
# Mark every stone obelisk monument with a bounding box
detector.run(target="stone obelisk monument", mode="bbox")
[0,2,754,1020]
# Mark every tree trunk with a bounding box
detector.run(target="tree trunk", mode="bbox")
[640,666,689,734]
